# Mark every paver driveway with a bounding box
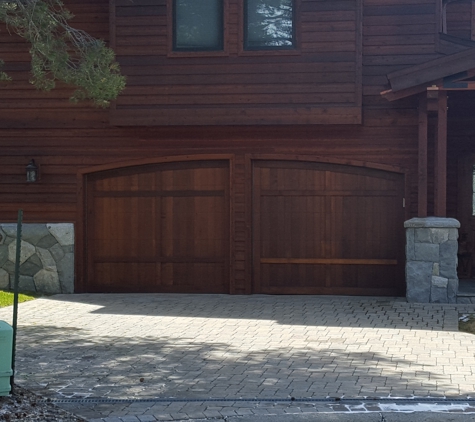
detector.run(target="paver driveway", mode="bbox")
[1,294,475,420]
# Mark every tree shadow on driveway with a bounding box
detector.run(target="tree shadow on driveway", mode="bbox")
[2,293,473,409]
[12,322,468,402]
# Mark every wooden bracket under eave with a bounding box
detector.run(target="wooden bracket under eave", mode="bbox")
[381,79,444,102]
[382,71,475,102]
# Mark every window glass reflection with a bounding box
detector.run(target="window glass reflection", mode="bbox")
[245,0,294,49]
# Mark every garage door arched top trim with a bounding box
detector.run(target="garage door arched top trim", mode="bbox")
[77,154,234,176]
[247,154,407,175]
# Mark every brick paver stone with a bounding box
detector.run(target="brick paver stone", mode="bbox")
[0,294,475,421]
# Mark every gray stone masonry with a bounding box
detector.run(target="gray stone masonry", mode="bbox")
[404,217,459,303]
[0,223,74,294]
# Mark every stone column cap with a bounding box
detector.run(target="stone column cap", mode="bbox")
[404,217,460,228]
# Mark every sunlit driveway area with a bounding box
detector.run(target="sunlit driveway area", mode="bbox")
[1,294,475,419]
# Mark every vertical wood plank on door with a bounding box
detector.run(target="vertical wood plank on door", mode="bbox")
[253,160,405,295]
[87,160,229,292]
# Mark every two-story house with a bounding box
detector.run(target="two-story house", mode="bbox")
[1,0,475,297]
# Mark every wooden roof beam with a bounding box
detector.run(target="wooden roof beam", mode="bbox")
[386,48,475,92]
[381,78,475,102]
[381,80,443,101]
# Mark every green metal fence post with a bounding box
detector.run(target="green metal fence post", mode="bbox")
[10,209,23,393]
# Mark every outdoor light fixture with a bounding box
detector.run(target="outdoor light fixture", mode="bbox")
[26,159,39,183]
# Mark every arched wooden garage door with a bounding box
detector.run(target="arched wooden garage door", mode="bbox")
[253,161,405,296]
[85,160,229,293]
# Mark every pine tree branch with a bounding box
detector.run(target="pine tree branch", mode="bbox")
[0,0,126,107]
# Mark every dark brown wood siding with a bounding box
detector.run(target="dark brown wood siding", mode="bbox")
[110,0,364,125]
[0,0,465,294]
[445,0,474,40]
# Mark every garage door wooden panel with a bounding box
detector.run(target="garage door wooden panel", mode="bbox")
[253,161,405,296]
[86,160,229,293]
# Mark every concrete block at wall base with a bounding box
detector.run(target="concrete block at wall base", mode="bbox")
[406,261,432,302]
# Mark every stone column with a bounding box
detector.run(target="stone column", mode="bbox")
[404,217,460,303]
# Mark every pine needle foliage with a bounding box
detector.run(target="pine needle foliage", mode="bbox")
[0,0,125,107]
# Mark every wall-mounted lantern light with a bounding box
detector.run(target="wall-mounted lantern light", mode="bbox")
[26,159,39,183]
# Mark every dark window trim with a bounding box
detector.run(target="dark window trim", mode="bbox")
[243,0,296,51]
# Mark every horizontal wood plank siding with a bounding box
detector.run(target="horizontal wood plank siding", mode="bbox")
[446,1,473,41]
[0,125,416,224]
[362,0,442,215]
[110,0,363,125]
[2,0,467,294]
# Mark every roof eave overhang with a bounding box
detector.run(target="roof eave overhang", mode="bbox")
[381,47,475,101]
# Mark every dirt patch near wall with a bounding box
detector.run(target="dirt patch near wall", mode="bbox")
[0,384,86,422]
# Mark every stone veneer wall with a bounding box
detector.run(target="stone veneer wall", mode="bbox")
[0,223,74,294]
[405,217,459,303]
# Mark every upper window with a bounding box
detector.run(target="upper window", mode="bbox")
[441,0,475,40]
[244,0,295,50]
[173,0,224,51]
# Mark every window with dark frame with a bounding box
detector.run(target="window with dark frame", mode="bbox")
[173,0,224,51]
[244,0,295,50]
[440,0,475,40]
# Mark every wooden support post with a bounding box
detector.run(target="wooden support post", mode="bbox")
[471,0,475,41]
[434,90,448,217]
[418,95,428,217]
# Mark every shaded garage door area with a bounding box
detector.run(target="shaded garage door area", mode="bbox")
[252,160,405,296]
[85,160,229,293]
